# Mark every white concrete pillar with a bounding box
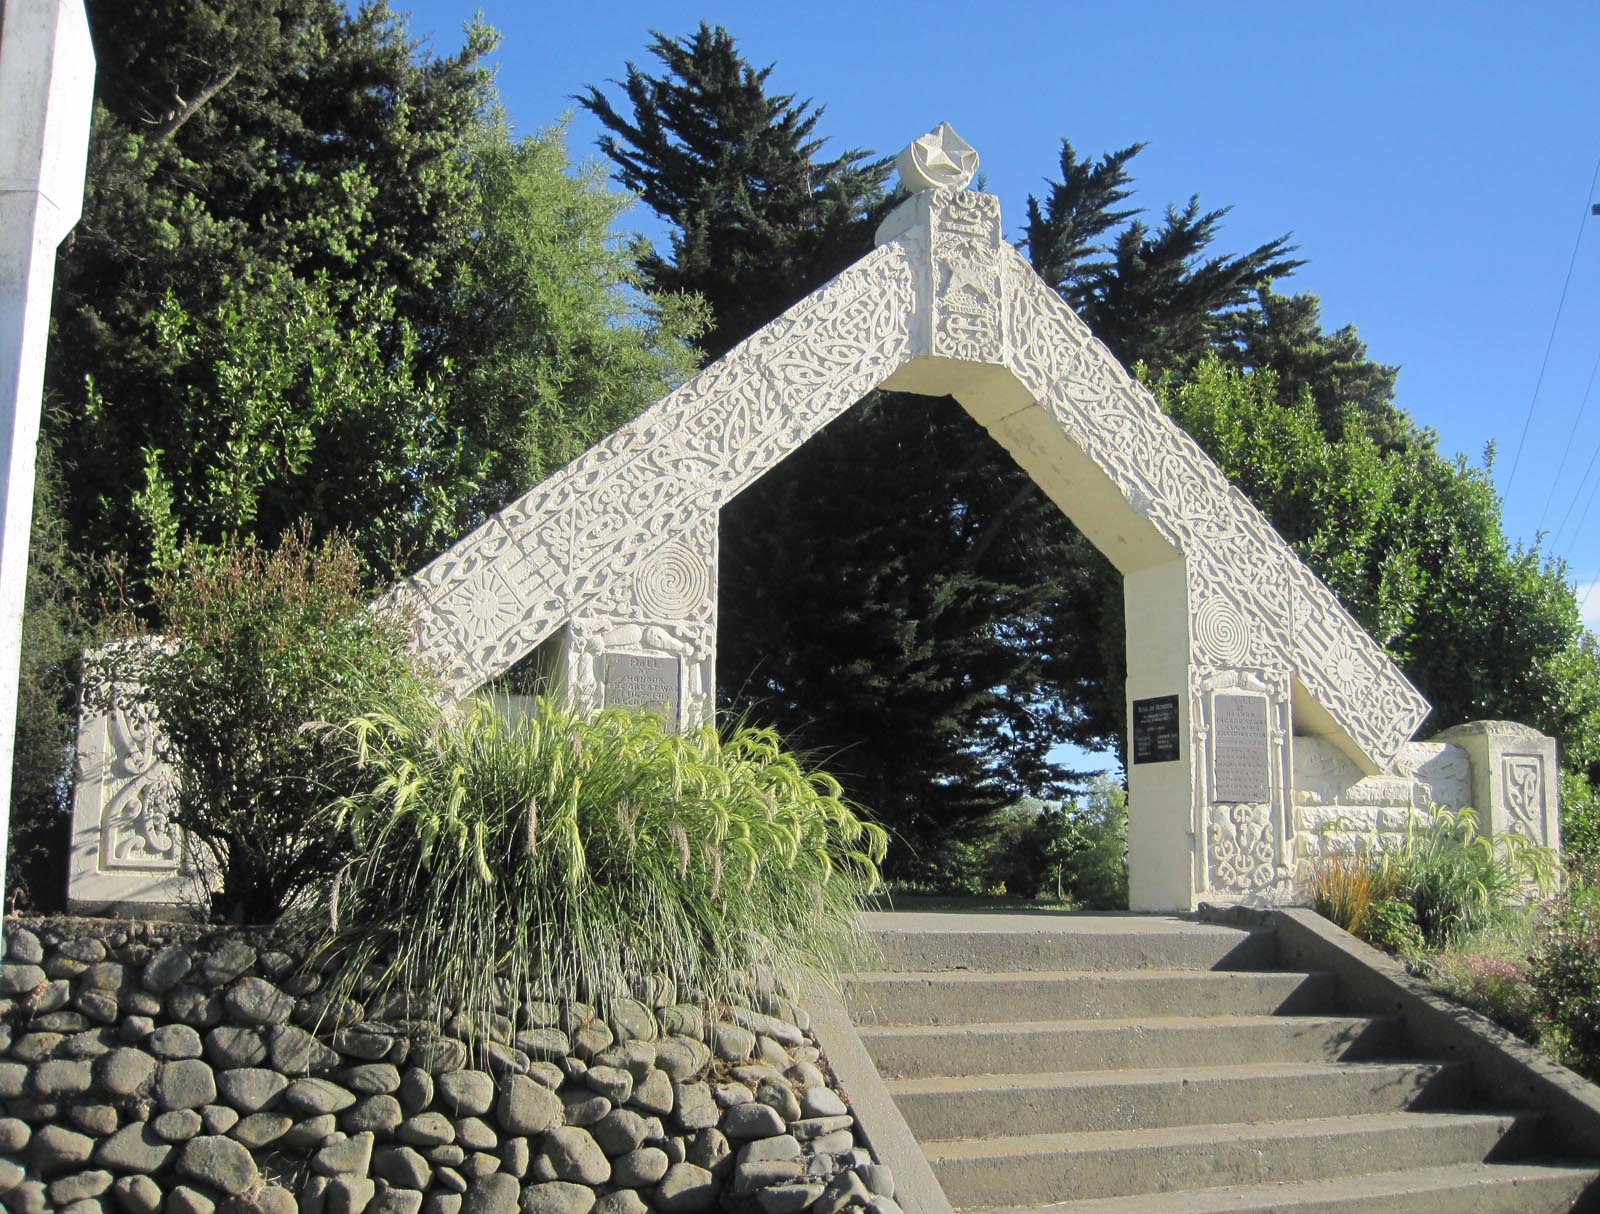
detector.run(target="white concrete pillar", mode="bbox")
[0,0,95,900]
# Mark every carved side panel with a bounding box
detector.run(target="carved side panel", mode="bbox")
[400,246,917,697]
[997,247,1429,771]
[68,655,188,912]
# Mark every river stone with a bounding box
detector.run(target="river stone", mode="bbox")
[657,1007,705,1040]
[856,1163,894,1198]
[454,1118,498,1152]
[120,1016,156,1044]
[201,941,256,986]
[332,1027,394,1062]
[517,1183,594,1214]
[500,1137,529,1179]
[156,1060,217,1111]
[595,1041,657,1080]
[224,978,293,1026]
[756,1185,825,1214]
[611,1147,668,1189]
[2,1178,45,1214]
[509,1029,566,1062]
[628,1068,673,1116]
[373,1145,432,1190]
[63,1029,116,1060]
[29,1124,96,1174]
[739,1135,801,1166]
[527,1062,563,1091]
[434,1168,467,1194]
[495,1076,561,1136]
[722,1103,785,1139]
[534,1127,609,1185]
[733,1158,805,1198]
[791,1116,853,1141]
[48,1168,113,1205]
[269,1023,339,1074]
[0,1117,29,1153]
[437,1070,494,1116]
[372,1192,424,1214]
[560,1089,610,1127]
[0,1061,26,1098]
[327,1175,377,1214]
[397,1112,456,1147]
[710,1023,754,1063]
[583,1065,631,1104]
[570,1020,612,1060]
[591,1109,648,1156]
[112,1175,162,1214]
[653,1162,716,1213]
[92,1122,174,1173]
[77,991,120,1025]
[800,1086,847,1118]
[427,1144,466,1168]
[399,1067,433,1115]
[284,1077,356,1116]
[755,1080,800,1124]
[410,1038,467,1074]
[314,1131,375,1177]
[815,1169,870,1214]
[341,1063,401,1095]
[77,961,123,993]
[148,1025,203,1060]
[6,926,44,964]
[607,1000,655,1044]
[458,1174,518,1214]
[281,1113,337,1150]
[673,1082,718,1130]
[0,963,45,996]
[253,1184,300,1214]
[217,1067,286,1113]
[164,987,222,1028]
[786,1061,826,1088]
[810,1129,855,1156]
[164,1184,216,1214]
[151,1110,203,1142]
[754,1037,789,1070]
[230,1112,293,1149]
[714,1083,752,1108]
[344,1095,403,1135]
[203,1026,267,1070]
[34,1058,93,1097]
[653,1038,709,1083]
[727,1008,803,1048]
[592,1192,646,1214]
[178,1134,257,1195]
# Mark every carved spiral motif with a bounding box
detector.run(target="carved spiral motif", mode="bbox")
[1195,596,1252,665]
[634,542,710,619]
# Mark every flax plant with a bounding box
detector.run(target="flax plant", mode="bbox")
[311,696,887,1042]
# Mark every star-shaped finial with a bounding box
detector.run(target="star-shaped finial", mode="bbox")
[895,123,979,193]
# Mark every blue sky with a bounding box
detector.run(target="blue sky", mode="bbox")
[401,1,1600,635]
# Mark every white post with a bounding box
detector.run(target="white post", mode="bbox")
[0,0,95,902]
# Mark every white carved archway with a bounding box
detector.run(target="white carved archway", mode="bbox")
[391,181,1431,911]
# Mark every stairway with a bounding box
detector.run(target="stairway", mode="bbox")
[844,911,1600,1213]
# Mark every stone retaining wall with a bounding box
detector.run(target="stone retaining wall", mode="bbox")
[0,919,898,1214]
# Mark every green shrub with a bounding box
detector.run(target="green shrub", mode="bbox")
[1529,883,1600,1080]
[1365,897,1424,956]
[98,525,426,923]
[315,696,887,1041]
[1401,806,1557,946]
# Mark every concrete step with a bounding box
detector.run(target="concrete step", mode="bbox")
[845,969,1340,1026]
[866,913,1276,973]
[925,1110,1534,1208]
[974,1161,1600,1214]
[859,1013,1406,1078]
[886,1059,1472,1139]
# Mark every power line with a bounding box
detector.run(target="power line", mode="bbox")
[1505,152,1600,497]
[1543,342,1600,544]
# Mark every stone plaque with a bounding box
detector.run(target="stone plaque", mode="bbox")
[602,653,681,729]
[1131,695,1181,764]
[1211,693,1271,803]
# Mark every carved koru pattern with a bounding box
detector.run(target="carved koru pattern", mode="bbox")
[997,248,1429,768]
[930,190,1004,363]
[1502,754,1545,832]
[1207,804,1277,892]
[400,248,917,696]
[100,701,179,871]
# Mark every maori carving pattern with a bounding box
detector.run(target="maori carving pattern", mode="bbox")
[1207,805,1277,893]
[929,190,1004,363]
[996,247,1429,768]
[402,247,917,696]
[1502,754,1545,833]
[95,700,179,871]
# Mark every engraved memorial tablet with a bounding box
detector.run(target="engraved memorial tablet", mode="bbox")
[602,654,681,729]
[1211,692,1271,803]
[1132,695,1181,764]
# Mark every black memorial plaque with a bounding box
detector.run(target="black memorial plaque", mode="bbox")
[602,653,682,729]
[1131,695,1181,764]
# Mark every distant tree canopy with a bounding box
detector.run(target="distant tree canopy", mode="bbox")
[585,24,1600,872]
